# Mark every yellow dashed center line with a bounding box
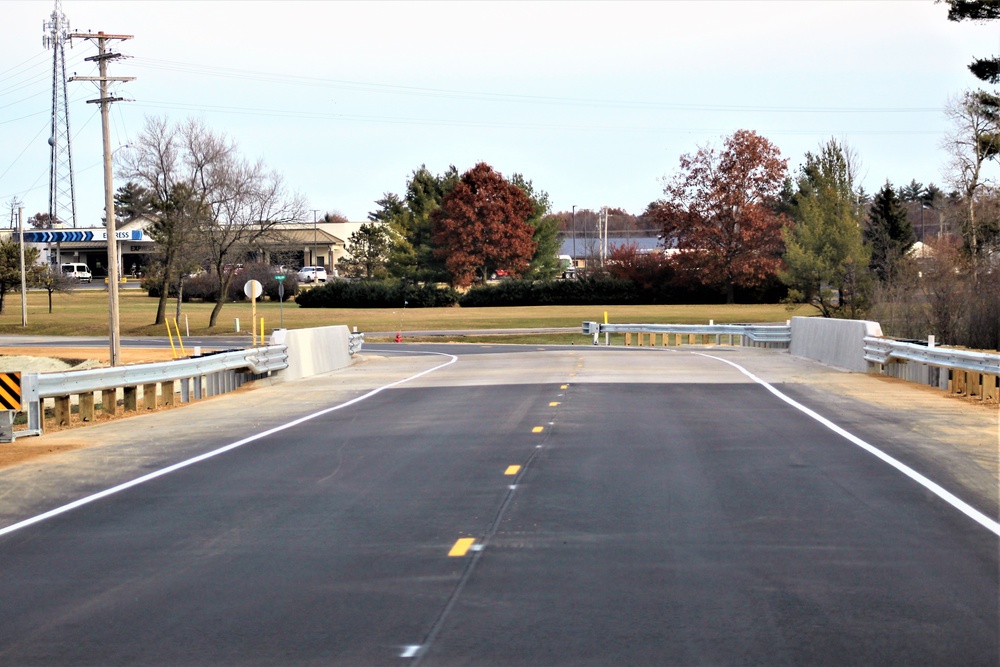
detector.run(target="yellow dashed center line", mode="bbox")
[505,465,521,476]
[532,426,544,433]
[549,402,560,407]
[448,538,476,557]
[560,384,569,389]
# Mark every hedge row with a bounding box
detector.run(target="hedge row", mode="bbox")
[295,279,460,308]
[458,277,639,307]
[459,277,787,306]
[293,276,788,308]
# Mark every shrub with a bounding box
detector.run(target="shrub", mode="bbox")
[459,277,640,307]
[296,279,459,308]
[228,262,299,302]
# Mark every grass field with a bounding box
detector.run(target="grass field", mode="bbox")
[0,288,812,340]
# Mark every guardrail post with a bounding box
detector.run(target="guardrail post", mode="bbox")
[22,374,41,434]
[985,374,998,401]
[54,395,71,426]
[143,383,158,410]
[194,376,203,400]
[0,411,14,442]
[970,372,983,400]
[123,386,138,412]
[79,391,95,422]
[162,381,175,407]
[625,333,632,346]
[101,389,116,416]
[180,378,190,403]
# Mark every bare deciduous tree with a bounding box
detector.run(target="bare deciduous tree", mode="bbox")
[201,158,304,327]
[943,90,1000,258]
[119,116,304,328]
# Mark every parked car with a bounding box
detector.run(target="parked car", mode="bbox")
[60,263,92,283]
[296,266,328,283]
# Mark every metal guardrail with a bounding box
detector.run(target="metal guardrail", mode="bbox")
[8,346,288,440]
[583,322,791,346]
[349,332,365,356]
[863,337,1000,375]
[31,346,287,397]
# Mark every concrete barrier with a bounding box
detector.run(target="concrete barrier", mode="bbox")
[269,325,354,381]
[789,316,883,372]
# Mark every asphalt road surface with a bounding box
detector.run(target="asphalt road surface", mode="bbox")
[0,344,996,666]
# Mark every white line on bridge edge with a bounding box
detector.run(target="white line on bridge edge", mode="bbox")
[694,351,1000,538]
[0,351,459,539]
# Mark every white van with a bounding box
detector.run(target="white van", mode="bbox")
[61,263,93,283]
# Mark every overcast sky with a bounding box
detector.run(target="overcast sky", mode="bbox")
[1,0,996,226]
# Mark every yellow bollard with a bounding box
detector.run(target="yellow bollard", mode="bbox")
[166,321,178,359]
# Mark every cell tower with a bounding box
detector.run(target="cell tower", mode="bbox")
[43,0,76,228]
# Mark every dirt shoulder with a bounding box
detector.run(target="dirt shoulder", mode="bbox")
[0,347,210,469]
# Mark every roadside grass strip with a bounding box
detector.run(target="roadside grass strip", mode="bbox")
[695,351,1000,538]
[0,351,459,539]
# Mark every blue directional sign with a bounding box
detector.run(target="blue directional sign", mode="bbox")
[21,229,148,243]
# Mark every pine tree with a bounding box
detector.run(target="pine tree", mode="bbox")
[864,182,914,284]
[781,139,871,318]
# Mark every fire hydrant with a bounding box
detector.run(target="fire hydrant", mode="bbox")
[395,332,403,343]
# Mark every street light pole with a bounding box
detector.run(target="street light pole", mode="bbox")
[311,209,319,266]
[572,205,576,263]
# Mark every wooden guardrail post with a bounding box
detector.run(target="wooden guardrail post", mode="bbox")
[143,383,158,410]
[79,392,95,422]
[162,381,175,407]
[102,388,117,415]
[53,395,70,426]
[985,375,999,402]
[123,386,138,411]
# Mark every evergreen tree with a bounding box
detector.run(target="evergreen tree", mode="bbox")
[781,139,871,318]
[114,182,153,222]
[899,179,925,202]
[369,165,458,282]
[0,239,42,314]
[338,223,391,279]
[864,181,914,284]
[946,1,1000,84]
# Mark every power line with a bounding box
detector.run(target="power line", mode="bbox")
[127,99,943,137]
[126,56,941,115]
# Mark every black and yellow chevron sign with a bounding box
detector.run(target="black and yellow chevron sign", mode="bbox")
[0,372,21,410]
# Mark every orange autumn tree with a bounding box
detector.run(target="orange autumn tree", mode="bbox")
[649,129,789,303]
[432,162,536,288]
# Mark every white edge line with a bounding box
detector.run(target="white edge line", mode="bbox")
[0,351,458,539]
[694,351,1000,538]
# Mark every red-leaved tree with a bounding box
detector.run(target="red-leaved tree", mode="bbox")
[649,129,789,303]
[432,162,536,287]
[605,243,673,290]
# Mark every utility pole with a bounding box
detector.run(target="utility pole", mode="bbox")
[69,31,134,367]
[18,207,27,327]
[598,207,609,267]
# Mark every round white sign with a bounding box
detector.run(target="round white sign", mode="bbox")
[243,279,263,299]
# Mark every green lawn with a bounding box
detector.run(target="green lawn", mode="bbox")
[0,289,811,339]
